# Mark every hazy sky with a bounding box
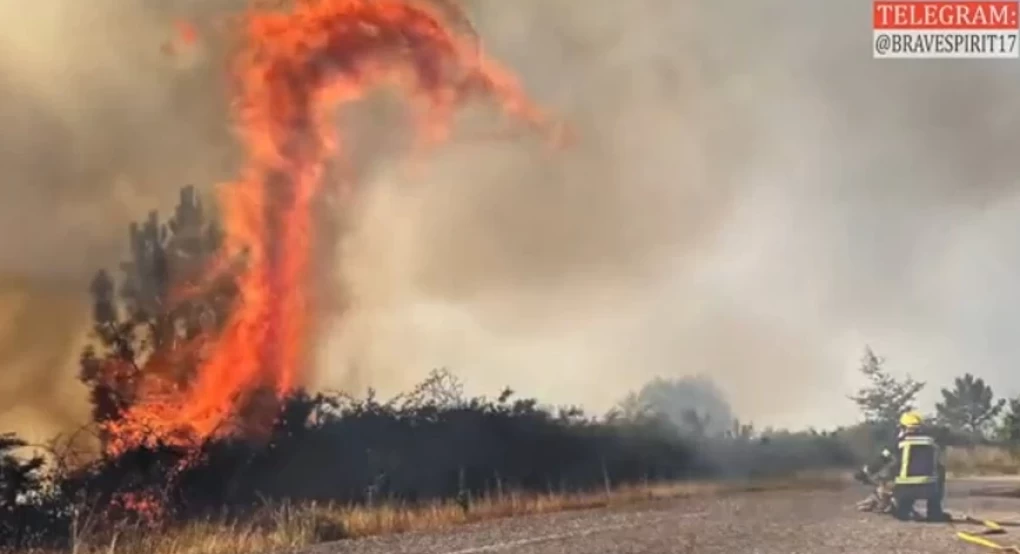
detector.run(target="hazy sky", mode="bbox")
[2,0,1019,441]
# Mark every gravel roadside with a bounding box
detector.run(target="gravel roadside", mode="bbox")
[303,479,1020,554]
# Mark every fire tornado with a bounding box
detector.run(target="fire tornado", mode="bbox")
[108,0,558,452]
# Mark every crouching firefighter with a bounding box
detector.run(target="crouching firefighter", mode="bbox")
[857,411,947,521]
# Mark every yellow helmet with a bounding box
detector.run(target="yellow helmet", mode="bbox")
[899,411,923,428]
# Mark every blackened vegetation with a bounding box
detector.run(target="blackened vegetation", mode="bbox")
[2,367,863,550]
[0,187,858,549]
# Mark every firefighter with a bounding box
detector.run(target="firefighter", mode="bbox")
[859,411,947,521]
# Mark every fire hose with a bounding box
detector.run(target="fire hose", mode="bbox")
[955,516,1020,552]
[852,471,1020,550]
[854,470,1020,551]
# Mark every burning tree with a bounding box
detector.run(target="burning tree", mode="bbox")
[79,0,561,456]
[4,0,579,539]
[79,185,234,451]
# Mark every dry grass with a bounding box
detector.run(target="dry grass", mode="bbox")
[7,472,842,554]
[945,445,1020,477]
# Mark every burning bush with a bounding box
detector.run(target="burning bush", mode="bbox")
[2,367,714,549]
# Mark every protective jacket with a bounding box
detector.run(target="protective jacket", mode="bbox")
[864,428,943,484]
[892,433,942,487]
[862,427,946,520]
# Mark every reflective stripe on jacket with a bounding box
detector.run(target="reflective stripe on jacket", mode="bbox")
[894,435,940,486]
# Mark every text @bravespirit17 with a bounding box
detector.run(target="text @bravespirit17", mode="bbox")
[873,1,1020,59]
[874,30,1018,57]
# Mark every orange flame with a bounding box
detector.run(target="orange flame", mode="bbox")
[176,20,198,45]
[109,0,559,453]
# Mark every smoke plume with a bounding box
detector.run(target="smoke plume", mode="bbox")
[317,0,1020,428]
[0,0,241,442]
[1,0,1019,440]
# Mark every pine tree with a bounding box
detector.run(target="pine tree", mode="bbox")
[935,373,1005,437]
[847,347,925,426]
[78,186,235,433]
[996,397,1020,442]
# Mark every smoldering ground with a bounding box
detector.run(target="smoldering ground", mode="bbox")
[2,0,1020,442]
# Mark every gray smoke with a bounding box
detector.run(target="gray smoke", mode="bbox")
[2,0,1019,442]
[0,0,241,442]
[316,0,1020,429]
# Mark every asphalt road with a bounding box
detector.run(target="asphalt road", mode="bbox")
[306,478,1020,554]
